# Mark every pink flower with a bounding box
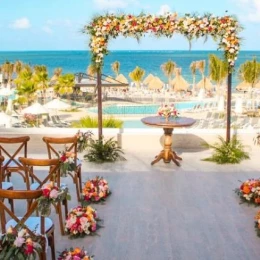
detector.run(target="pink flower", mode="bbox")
[49,189,59,199]
[14,236,25,247]
[91,223,97,232]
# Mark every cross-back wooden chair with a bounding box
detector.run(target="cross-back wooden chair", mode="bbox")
[0,189,55,260]
[42,136,82,201]
[0,136,30,183]
[0,155,14,212]
[18,157,68,236]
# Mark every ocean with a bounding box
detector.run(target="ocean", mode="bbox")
[0,50,260,88]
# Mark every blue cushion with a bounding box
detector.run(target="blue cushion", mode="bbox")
[6,217,53,233]
[1,182,13,190]
[30,182,67,190]
[3,158,21,167]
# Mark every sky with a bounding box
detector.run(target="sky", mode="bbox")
[0,0,259,51]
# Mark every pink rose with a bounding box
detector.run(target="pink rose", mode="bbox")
[49,189,59,199]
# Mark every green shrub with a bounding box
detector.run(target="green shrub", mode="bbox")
[84,137,125,163]
[202,135,250,164]
[72,116,123,128]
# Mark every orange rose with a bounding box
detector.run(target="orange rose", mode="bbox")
[242,185,251,194]
[72,247,81,255]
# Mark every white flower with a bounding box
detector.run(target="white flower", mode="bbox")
[18,229,26,237]
[229,48,235,53]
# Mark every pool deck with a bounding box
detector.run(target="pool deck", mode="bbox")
[2,129,260,260]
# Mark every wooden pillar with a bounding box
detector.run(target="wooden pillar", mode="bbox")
[97,71,102,140]
[226,72,232,142]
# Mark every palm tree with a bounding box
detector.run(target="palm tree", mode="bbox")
[14,60,23,76]
[238,58,260,88]
[209,54,228,93]
[2,61,14,84]
[111,61,120,77]
[129,66,145,88]
[54,73,75,100]
[190,61,197,92]
[160,59,176,86]
[51,67,62,83]
[87,64,98,77]
[197,60,206,88]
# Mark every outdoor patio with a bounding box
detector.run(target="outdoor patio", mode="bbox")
[7,132,260,260]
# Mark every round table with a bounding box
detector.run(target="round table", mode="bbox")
[141,116,196,166]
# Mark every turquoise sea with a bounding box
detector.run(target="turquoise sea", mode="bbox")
[0,50,260,87]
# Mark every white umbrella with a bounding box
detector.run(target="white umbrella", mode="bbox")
[217,96,225,112]
[0,112,20,128]
[21,102,49,115]
[235,98,243,114]
[44,98,71,110]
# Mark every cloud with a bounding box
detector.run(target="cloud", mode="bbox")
[157,4,171,15]
[9,17,31,29]
[233,0,260,22]
[42,26,53,34]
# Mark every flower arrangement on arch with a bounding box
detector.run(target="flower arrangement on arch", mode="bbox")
[235,179,260,205]
[76,130,93,153]
[59,148,77,177]
[58,247,94,260]
[65,205,100,238]
[157,104,179,118]
[81,176,111,205]
[0,226,42,260]
[37,182,71,216]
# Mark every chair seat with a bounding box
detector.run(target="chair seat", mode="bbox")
[30,182,67,190]
[2,182,13,190]
[6,216,53,234]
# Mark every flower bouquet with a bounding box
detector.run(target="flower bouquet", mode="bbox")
[157,104,179,120]
[235,179,260,205]
[58,247,94,260]
[59,149,77,177]
[0,226,42,260]
[37,182,71,216]
[81,176,111,205]
[76,130,93,153]
[65,206,99,238]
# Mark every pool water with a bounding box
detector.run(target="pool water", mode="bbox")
[88,102,201,115]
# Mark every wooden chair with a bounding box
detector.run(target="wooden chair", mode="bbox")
[42,136,82,201]
[0,155,14,212]
[19,157,68,236]
[0,136,30,183]
[0,189,55,260]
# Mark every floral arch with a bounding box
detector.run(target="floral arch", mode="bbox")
[83,13,242,140]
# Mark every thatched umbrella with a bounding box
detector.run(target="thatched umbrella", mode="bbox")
[148,76,164,90]
[196,77,214,91]
[235,81,251,91]
[116,74,128,84]
[143,74,155,85]
[254,81,260,89]
[104,76,117,83]
[170,68,189,92]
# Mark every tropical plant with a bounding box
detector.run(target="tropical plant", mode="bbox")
[54,73,75,99]
[129,66,145,88]
[111,61,120,77]
[238,58,260,88]
[87,63,98,77]
[33,65,49,103]
[84,137,125,163]
[197,60,206,88]
[161,59,176,85]
[202,135,250,164]
[209,54,228,93]
[71,116,123,128]
[50,67,62,83]
[2,60,14,84]
[14,60,23,75]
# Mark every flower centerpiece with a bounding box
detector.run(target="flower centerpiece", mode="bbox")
[157,104,179,121]
[59,148,77,177]
[235,179,260,205]
[65,205,99,238]
[0,226,42,259]
[76,130,93,153]
[58,247,94,260]
[37,182,71,216]
[81,176,111,204]
[24,113,37,127]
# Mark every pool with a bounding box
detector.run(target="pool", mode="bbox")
[88,101,202,115]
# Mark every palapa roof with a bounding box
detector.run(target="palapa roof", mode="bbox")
[148,76,164,90]
[170,75,189,92]
[116,74,128,84]
[235,81,252,91]
[143,74,155,85]
[196,77,214,91]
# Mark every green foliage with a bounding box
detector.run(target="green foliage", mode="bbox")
[129,66,145,88]
[202,135,250,164]
[209,54,228,85]
[84,137,125,163]
[111,61,120,76]
[160,59,176,84]
[71,116,123,128]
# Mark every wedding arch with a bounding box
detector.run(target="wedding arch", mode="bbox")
[83,13,242,140]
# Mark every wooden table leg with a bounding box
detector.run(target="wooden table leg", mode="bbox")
[151,128,182,166]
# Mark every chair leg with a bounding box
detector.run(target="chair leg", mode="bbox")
[57,202,65,236]
[63,198,68,217]
[75,174,80,201]
[50,231,56,260]
[9,187,14,213]
[78,168,82,195]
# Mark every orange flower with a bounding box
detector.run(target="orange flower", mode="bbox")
[72,247,81,255]
[242,185,251,194]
